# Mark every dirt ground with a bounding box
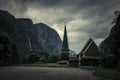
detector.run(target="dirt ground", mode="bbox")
[0,66,110,80]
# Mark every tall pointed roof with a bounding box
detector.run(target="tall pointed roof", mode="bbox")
[80,37,92,54]
[79,37,100,57]
[62,25,69,51]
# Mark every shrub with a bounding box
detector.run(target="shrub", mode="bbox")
[26,51,50,63]
[27,53,40,63]
[80,57,100,66]
[100,54,119,68]
[0,33,18,66]
[48,55,59,63]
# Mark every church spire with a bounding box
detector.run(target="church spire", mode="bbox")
[61,25,69,61]
[62,25,69,51]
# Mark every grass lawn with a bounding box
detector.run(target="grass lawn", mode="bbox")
[17,63,68,67]
[80,66,99,70]
[93,68,120,80]
[80,66,120,80]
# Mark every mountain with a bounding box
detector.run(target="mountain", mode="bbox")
[100,12,120,55]
[69,50,76,57]
[0,9,62,57]
[100,11,120,66]
[33,23,62,54]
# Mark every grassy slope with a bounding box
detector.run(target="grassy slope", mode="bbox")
[93,68,120,80]
[80,66,120,80]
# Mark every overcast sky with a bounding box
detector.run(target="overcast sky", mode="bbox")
[0,0,120,53]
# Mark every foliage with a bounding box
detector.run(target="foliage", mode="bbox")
[81,66,120,80]
[0,10,62,63]
[0,33,18,66]
[118,62,120,71]
[93,68,120,80]
[100,11,120,68]
[26,52,40,63]
[80,57,100,66]
[112,11,120,24]
[100,54,118,68]
[48,55,59,63]
[26,51,60,63]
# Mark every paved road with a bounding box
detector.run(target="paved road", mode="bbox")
[0,66,109,80]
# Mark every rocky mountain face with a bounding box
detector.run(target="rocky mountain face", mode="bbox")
[0,10,62,56]
[33,23,62,54]
[100,12,120,58]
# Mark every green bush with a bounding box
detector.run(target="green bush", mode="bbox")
[80,57,100,66]
[26,51,60,63]
[27,52,40,63]
[100,55,118,68]
[0,33,19,66]
[48,55,59,63]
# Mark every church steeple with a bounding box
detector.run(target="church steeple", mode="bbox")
[61,25,69,61]
[62,25,69,51]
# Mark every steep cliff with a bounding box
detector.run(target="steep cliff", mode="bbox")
[100,11,120,66]
[33,23,62,54]
[0,9,62,56]
[100,12,120,55]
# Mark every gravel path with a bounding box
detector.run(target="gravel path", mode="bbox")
[0,66,109,80]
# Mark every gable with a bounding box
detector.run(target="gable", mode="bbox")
[79,38,100,57]
[83,41,100,57]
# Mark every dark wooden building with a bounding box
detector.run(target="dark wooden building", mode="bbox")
[77,38,101,66]
[78,37,100,58]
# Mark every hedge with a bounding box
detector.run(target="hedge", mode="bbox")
[80,57,100,66]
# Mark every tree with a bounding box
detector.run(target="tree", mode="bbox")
[39,52,49,63]
[26,51,50,63]
[48,55,59,63]
[0,32,18,66]
[11,43,19,64]
[112,11,120,24]
[26,51,40,63]
[100,11,120,68]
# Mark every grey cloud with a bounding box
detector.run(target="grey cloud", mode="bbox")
[0,0,120,53]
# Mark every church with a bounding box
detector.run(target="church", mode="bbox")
[77,37,101,58]
[60,26,101,67]
[77,37,101,66]
[61,26,69,61]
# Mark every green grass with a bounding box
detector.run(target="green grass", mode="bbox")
[80,66,98,70]
[80,66,120,80]
[17,63,68,67]
[93,68,120,80]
